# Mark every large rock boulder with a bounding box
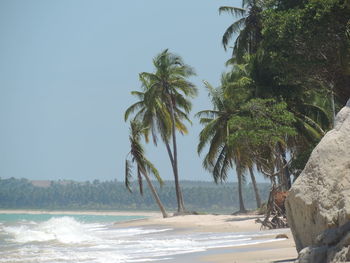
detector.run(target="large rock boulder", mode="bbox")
[285,101,350,258]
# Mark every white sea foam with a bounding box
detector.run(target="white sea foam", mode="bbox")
[0,216,288,263]
[3,217,100,244]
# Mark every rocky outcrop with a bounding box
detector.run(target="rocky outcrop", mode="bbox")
[285,101,350,262]
[295,222,350,263]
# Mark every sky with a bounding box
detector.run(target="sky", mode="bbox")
[0,0,266,183]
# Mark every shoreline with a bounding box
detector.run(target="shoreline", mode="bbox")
[116,213,265,233]
[0,209,298,262]
[0,209,162,217]
[115,212,298,262]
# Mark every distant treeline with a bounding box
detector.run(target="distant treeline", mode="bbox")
[0,177,270,213]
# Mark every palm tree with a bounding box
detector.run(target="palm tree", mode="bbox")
[125,120,169,218]
[248,167,262,208]
[197,80,247,213]
[219,0,263,61]
[237,145,262,209]
[125,50,197,213]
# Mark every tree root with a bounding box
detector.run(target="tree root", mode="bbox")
[256,185,289,230]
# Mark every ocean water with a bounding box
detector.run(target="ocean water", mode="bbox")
[0,213,287,263]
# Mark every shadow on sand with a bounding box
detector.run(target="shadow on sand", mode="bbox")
[224,216,262,222]
[273,258,297,263]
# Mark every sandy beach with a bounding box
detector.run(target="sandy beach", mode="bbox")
[116,212,297,263]
[0,210,298,262]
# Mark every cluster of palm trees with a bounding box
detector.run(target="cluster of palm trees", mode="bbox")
[124,50,197,216]
[124,0,349,216]
[199,0,335,212]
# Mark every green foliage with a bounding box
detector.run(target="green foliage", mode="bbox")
[289,143,315,179]
[211,0,349,188]
[219,0,264,61]
[260,0,350,104]
[228,98,296,149]
[125,49,197,144]
[125,120,163,195]
[125,49,197,212]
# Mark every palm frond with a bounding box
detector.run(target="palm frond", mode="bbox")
[222,17,246,50]
[130,91,145,99]
[125,101,144,121]
[144,159,163,186]
[212,146,230,183]
[219,6,246,17]
[197,118,220,154]
[301,103,331,129]
[195,110,220,119]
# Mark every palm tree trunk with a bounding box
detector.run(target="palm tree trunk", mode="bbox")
[236,162,246,213]
[164,140,185,212]
[143,173,169,218]
[277,142,291,190]
[168,96,185,213]
[248,167,262,209]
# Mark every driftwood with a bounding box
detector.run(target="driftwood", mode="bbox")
[256,185,289,229]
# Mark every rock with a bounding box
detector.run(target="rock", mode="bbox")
[327,232,350,263]
[316,221,350,246]
[296,246,327,263]
[275,233,289,239]
[285,103,350,252]
[295,226,350,263]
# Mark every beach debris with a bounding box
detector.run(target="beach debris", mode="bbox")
[256,185,289,230]
[275,234,288,239]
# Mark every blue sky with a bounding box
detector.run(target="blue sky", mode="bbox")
[0,0,266,182]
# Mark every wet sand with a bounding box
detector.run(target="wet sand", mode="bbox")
[116,212,297,263]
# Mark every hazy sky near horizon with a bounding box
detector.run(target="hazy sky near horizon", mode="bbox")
[0,0,266,182]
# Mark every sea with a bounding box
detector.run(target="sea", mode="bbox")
[0,212,287,263]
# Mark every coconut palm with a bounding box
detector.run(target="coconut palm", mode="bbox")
[125,120,169,218]
[197,80,247,213]
[238,146,262,209]
[219,0,263,61]
[125,49,197,213]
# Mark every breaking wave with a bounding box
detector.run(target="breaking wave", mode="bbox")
[0,216,288,263]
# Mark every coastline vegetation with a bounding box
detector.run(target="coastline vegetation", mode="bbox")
[124,0,350,219]
[0,177,269,213]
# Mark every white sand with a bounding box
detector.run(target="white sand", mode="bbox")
[117,213,264,232]
[116,212,298,262]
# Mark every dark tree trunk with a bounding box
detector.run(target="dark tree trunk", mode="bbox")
[143,172,169,218]
[168,96,185,213]
[236,162,246,213]
[278,142,291,190]
[249,167,262,209]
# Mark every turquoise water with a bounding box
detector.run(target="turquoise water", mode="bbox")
[0,213,145,223]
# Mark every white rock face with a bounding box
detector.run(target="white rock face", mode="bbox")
[286,104,350,252]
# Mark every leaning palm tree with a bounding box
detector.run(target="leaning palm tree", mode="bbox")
[219,0,263,61]
[125,50,197,213]
[125,120,169,218]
